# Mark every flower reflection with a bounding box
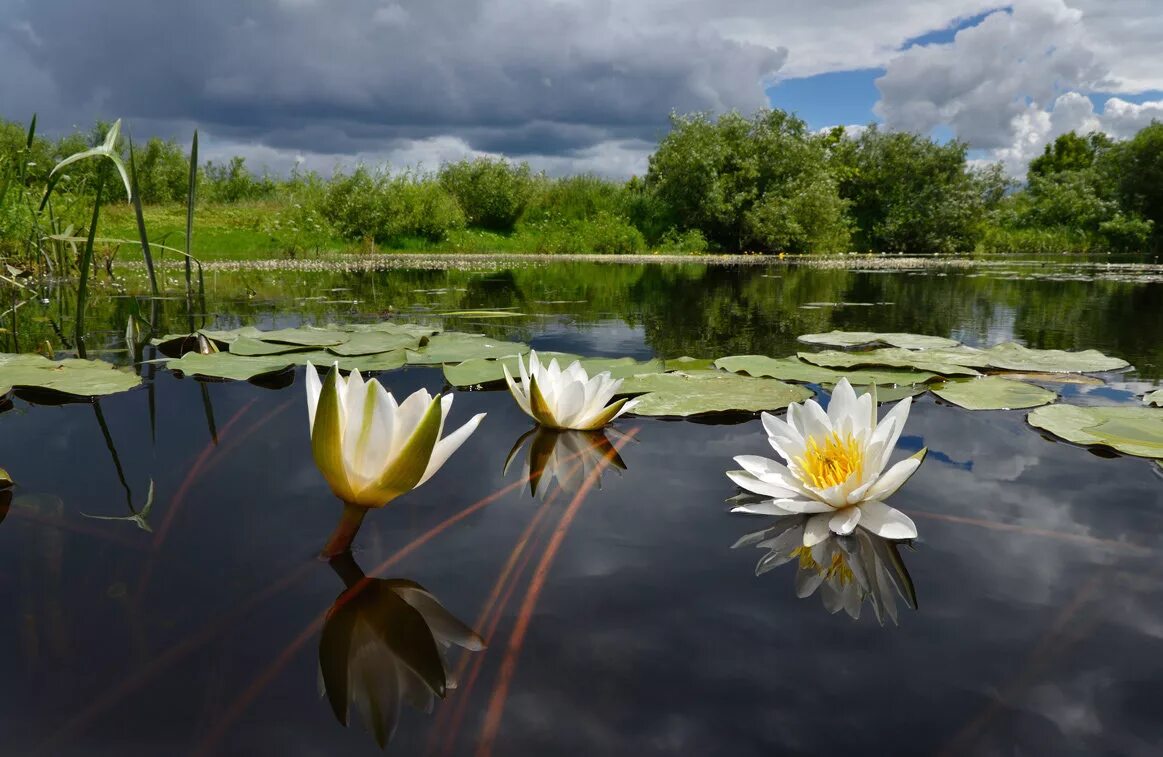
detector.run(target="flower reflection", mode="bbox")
[732,498,918,625]
[319,552,485,749]
[503,426,629,498]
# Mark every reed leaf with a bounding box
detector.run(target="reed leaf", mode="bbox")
[185,130,198,296]
[74,162,107,350]
[127,140,160,294]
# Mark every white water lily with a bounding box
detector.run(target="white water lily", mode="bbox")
[306,362,485,509]
[503,427,629,499]
[727,378,925,545]
[503,350,636,430]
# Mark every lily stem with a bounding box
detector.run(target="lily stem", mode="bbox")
[320,503,368,559]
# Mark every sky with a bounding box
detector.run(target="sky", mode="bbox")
[2,0,1161,178]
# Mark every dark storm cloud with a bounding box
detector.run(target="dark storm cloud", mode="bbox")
[1,0,786,157]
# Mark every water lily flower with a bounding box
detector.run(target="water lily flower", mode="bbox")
[503,427,628,499]
[307,362,485,554]
[503,351,636,430]
[320,552,484,749]
[727,378,925,545]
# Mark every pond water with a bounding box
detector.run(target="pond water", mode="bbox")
[2,259,1162,756]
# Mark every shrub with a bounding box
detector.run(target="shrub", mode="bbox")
[319,168,464,244]
[438,158,534,232]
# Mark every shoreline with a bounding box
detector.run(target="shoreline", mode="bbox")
[125,251,1163,274]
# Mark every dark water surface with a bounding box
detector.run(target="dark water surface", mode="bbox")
[2,261,1162,756]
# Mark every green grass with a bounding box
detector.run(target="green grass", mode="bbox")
[97,200,706,261]
[100,201,354,261]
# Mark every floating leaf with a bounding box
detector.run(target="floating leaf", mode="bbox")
[443,353,663,387]
[1028,404,1163,459]
[797,349,983,377]
[933,377,1057,411]
[664,356,717,372]
[287,350,409,373]
[327,331,424,356]
[229,336,316,357]
[833,384,929,403]
[715,354,939,386]
[979,342,1130,373]
[165,352,294,382]
[998,372,1106,387]
[618,371,814,417]
[438,309,525,318]
[406,333,529,365]
[798,331,960,349]
[344,321,441,338]
[0,354,141,397]
[1142,389,1162,407]
[256,327,352,347]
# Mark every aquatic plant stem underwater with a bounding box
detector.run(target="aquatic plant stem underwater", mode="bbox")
[321,502,368,557]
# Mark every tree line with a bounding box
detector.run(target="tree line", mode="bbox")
[2,110,1161,255]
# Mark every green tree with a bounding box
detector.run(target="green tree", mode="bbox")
[646,109,849,252]
[1027,131,1113,181]
[834,126,983,253]
[438,157,534,232]
[1110,121,1163,249]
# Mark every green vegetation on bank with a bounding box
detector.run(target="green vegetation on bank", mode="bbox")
[3,110,1162,265]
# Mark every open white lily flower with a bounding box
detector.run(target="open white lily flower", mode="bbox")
[726,378,925,546]
[306,362,485,509]
[503,350,636,430]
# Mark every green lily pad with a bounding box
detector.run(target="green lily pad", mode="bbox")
[1027,404,1163,459]
[255,327,352,347]
[405,333,529,365]
[618,371,814,417]
[933,377,1057,411]
[979,342,1129,373]
[287,350,409,373]
[228,336,317,357]
[194,326,264,345]
[438,309,525,318]
[165,352,294,382]
[998,372,1106,387]
[1142,389,1162,407]
[0,354,141,397]
[326,331,425,356]
[664,356,717,372]
[798,331,960,349]
[834,383,929,403]
[797,349,983,377]
[344,321,441,338]
[715,354,939,386]
[443,353,663,387]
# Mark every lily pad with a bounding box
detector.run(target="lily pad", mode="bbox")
[836,384,929,403]
[1143,389,1163,407]
[405,333,529,365]
[0,354,141,397]
[933,377,1057,411]
[326,331,425,357]
[346,321,441,338]
[288,350,409,373]
[165,352,294,382]
[228,336,316,357]
[617,371,814,417]
[664,356,717,372]
[980,342,1129,373]
[255,327,351,347]
[797,349,983,377]
[1027,404,1163,459]
[438,309,526,318]
[443,353,663,387]
[998,372,1106,387]
[798,331,960,349]
[715,354,939,386]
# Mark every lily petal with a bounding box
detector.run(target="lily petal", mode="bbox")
[856,500,918,540]
[803,513,833,547]
[829,506,862,535]
[865,449,926,502]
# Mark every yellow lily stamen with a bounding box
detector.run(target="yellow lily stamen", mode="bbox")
[795,431,864,489]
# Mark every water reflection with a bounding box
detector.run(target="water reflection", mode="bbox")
[732,500,918,625]
[503,426,629,498]
[319,552,485,750]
